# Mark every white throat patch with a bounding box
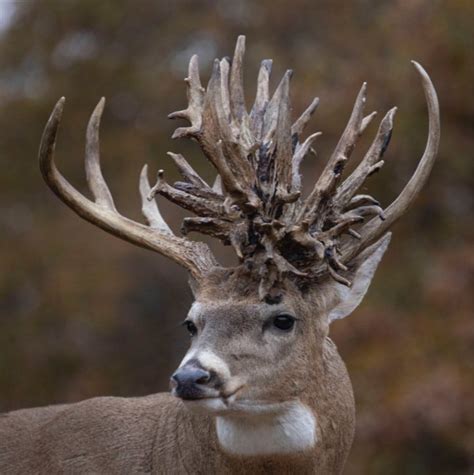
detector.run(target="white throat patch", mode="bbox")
[216,401,317,456]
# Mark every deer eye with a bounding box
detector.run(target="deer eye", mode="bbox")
[272,314,296,331]
[183,320,198,337]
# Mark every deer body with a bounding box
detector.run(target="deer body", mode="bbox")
[0,36,439,473]
[1,337,354,474]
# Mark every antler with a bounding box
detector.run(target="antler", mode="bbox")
[163,36,439,293]
[39,97,218,279]
[338,62,440,264]
[39,36,439,297]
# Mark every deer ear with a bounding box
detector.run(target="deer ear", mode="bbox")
[327,233,391,323]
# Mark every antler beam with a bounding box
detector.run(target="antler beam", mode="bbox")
[39,98,218,279]
[339,61,440,264]
[40,37,439,296]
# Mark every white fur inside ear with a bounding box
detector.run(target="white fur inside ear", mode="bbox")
[328,233,391,323]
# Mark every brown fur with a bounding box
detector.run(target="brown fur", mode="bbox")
[0,265,364,474]
[0,342,353,474]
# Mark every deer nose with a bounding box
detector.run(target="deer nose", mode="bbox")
[170,364,213,400]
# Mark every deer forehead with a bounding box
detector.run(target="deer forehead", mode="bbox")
[187,300,296,321]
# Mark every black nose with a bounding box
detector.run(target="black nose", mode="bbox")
[170,364,212,400]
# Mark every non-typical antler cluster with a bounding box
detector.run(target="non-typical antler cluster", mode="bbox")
[39,36,439,299]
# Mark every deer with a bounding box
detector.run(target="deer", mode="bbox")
[0,36,439,474]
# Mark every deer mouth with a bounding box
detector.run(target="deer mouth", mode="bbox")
[179,384,247,414]
[182,395,300,417]
[181,383,245,403]
[180,387,303,417]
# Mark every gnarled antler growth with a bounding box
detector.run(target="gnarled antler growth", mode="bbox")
[40,37,439,298]
[164,36,439,294]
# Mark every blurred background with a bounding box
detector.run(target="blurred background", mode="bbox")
[0,0,472,473]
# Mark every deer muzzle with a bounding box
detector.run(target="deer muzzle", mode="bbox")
[170,360,222,400]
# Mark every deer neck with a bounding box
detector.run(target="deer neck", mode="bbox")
[213,337,354,462]
[216,400,317,457]
[152,338,354,472]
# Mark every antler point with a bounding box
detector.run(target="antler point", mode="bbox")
[53,97,66,118]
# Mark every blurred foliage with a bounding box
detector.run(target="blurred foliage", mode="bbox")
[0,0,472,473]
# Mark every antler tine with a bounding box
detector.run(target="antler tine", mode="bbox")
[169,54,204,139]
[219,58,232,122]
[39,98,81,207]
[229,35,247,122]
[334,107,397,208]
[139,165,173,234]
[333,82,368,158]
[301,82,368,224]
[198,59,250,210]
[291,131,322,192]
[262,70,292,144]
[341,61,440,262]
[205,59,259,210]
[291,97,320,139]
[212,174,223,194]
[148,169,225,218]
[250,59,272,138]
[85,98,117,211]
[289,98,322,196]
[273,69,293,199]
[39,98,218,279]
[166,152,210,190]
[360,110,378,134]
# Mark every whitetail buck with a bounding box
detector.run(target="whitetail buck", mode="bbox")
[0,36,439,474]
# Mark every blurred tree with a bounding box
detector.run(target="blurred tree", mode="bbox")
[0,0,472,473]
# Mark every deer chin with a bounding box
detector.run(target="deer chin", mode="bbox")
[181,397,231,415]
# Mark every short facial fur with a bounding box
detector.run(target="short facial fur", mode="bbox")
[171,235,391,455]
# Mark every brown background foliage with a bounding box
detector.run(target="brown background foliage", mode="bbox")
[0,1,472,473]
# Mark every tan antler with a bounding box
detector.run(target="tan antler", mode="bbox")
[162,36,439,294]
[39,97,218,279]
[39,36,439,298]
[338,61,440,264]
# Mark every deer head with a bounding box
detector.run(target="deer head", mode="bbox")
[39,36,439,455]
